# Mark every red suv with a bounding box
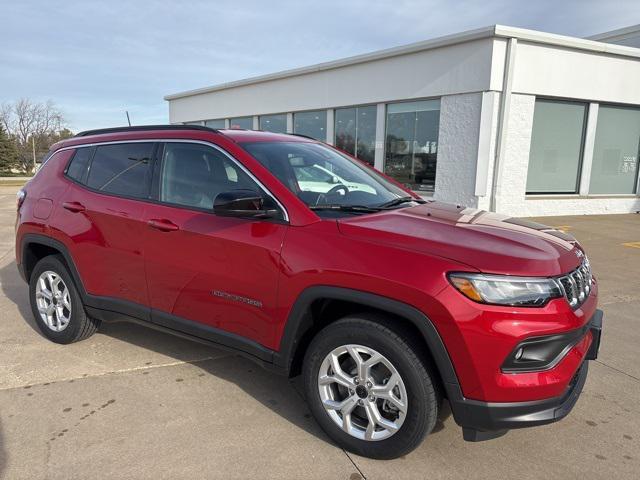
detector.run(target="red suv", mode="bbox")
[15,125,602,459]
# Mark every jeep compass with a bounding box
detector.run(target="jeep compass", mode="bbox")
[15,125,603,459]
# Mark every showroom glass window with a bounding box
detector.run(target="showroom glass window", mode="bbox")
[260,114,287,133]
[589,105,640,194]
[384,100,440,192]
[334,105,376,166]
[526,100,587,194]
[294,110,327,141]
[229,117,253,129]
[204,119,225,129]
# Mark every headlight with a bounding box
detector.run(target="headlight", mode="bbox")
[448,273,563,307]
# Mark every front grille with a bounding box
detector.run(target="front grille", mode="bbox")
[557,258,593,309]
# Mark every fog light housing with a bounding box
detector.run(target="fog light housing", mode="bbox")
[501,325,589,373]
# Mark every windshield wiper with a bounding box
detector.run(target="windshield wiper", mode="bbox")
[377,196,425,209]
[309,204,382,213]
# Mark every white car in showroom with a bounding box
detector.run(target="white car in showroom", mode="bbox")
[293,162,376,195]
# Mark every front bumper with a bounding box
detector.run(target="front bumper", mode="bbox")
[450,309,603,441]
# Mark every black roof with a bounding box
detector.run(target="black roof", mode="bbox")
[74,124,219,137]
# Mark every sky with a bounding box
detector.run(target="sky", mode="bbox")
[1,0,638,132]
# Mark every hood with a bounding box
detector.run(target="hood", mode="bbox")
[337,202,583,276]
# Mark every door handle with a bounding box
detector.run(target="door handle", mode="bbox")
[147,218,179,232]
[62,201,86,213]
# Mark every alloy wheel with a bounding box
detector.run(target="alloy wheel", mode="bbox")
[317,344,408,441]
[35,271,72,332]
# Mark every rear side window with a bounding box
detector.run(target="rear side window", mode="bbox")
[66,147,93,182]
[86,143,154,198]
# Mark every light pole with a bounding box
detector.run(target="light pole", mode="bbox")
[32,137,36,173]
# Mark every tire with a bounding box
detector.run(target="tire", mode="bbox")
[302,314,438,459]
[29,255,100,344]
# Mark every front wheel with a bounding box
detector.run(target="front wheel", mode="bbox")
[302,315,439,459]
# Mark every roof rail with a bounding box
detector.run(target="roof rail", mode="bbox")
[288,133,321,141]
[74,124,219,137]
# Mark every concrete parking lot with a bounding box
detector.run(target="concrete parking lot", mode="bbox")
[0,184,638,479]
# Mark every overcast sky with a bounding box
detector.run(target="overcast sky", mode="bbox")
[1,0,638,131]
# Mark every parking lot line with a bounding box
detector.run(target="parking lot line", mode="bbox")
[622,242,640,249]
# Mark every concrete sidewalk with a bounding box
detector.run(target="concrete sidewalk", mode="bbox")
[0,185,638,479]
[0,177,31,187]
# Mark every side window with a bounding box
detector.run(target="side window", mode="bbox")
[159,142,261,210]
[86,143,154,198]
[66,147,93,182]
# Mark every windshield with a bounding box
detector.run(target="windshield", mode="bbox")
[241,141,411,210]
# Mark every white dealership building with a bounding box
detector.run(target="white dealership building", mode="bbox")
[165,25,640,217]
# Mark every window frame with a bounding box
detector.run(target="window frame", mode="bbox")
[228,116,254,130]
[85,142,157,199]
[333,103,378,165]
[63,142,159,202]
[64,146,96,185]
[61,140,289,222]
[587,102,640,196]
[525,97,589,195]
[259,113,287,133]
[204,119,225,129]
[154,140,289,221]
[292,109,328,141]
[383,97,442,192]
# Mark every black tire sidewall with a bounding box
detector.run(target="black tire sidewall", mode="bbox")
[29,255,86,344]
[303,317,437,459]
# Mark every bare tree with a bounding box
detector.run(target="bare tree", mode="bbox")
[1,99,68,172]
[0,104,13,134]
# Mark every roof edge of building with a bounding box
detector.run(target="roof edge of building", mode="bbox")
[587,24,640,42]
[165,24,640,101]
[164,25,498,101]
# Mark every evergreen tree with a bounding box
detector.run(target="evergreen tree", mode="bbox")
[0,125,20,174]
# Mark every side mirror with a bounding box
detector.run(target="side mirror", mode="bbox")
[332,176,340,184]
[213,190,279,219]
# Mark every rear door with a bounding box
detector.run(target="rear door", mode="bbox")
[58,142,156,308]
[142,141,288,350]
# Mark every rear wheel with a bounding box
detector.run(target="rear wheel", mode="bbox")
[302,315,438,459]
[29,255,100,344]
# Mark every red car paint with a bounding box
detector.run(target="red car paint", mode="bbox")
[16,127,598,409]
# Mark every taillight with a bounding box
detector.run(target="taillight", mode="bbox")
[16,189,26,211]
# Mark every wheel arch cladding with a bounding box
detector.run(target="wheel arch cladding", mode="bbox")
[275,286,461,396]
[21,234,85,296]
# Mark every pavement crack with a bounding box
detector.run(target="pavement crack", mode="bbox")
[0,356,221,391]
[0,246,14,262]
[343,450,367,480]
[600,296,640,306]
[594,359,640,382]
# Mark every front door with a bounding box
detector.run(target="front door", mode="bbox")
[142,141,288,351]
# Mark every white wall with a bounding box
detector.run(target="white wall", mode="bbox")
[492,94,640,216]
[512,41,640,105]
[168,39,496,123]
[481,40,640,217]
[476,91,501,211]
[433,92,483,207]
[494,93,536,214]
